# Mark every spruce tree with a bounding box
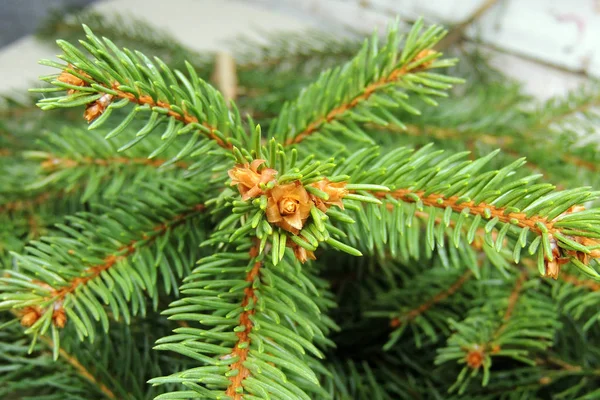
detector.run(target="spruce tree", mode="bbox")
[2,10,600,400]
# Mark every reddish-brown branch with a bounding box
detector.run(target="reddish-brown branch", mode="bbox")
[535,98,600,130]
[285,51,435,146]
[40,155,189,170]
[0,192,53,214]
[382,189,555,236]
[225,243,262,399]
[48,203,205,308]
[371,122,598,175]
[38,336,117,399]
[502,272,526,322]
[464,271,527,369]
[561,272,600,291]
[390,269,473,328]
[493,270,527,342]
[109,84,233,150]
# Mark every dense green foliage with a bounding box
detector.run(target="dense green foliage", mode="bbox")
[2,9,600,400]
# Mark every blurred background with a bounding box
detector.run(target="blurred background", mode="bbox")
[0,0,598,99]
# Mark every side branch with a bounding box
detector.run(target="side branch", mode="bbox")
[383,189,553,235]
[390,269,473,328]
[40,154,189,170]
[371,122,599,174]
[465,270,527,369]
[226,242,263,399]
[16,203,207,329]
[0,192,54,213]
[49,203,205,303]
[286,50,435,146]
[108,84,233,150]
[560,272,600,291]
[39,335,117,399]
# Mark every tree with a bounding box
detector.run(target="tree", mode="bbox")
[2,9,600,400]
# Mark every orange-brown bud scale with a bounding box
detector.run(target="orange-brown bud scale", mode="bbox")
[84,93,114,123]
[52,308,67,328]
[228,162,349,262]
[266,182,312,235]
[541,205,600,279]
[286,239,316,264]
[20,306,42,327]
[57,64,92,94]
[228,159,277,200]
[309,179,348,212]
[465,346,485,369]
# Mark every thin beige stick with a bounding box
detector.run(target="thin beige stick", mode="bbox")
[212,52,238,104]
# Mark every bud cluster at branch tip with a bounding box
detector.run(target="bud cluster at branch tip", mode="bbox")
[57,65,114,123]
[228,160,349,263]
[544,206,600,279]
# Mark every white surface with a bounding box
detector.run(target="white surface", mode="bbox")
[0,0,594,100]
[0,0,312,95]
[248,0,597,99]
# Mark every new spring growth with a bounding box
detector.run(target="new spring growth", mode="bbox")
[544,205,600,279]
[228,159,349,262]
[57,65,114,123]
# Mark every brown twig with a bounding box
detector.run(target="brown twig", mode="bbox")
[108,84,232,150]
[560,272,600,291]
[0,192,54,214]
[225,243,263,399]
[285,51,436,146]
[370,122,597,176]
[436,0,501,50]
[40,155,189,170]
[382,189,555,236]
[48,204,205,305]
[39,335,117,399]
[390,269,473,328]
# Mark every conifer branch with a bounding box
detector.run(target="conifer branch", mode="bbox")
[371,122,600,175]
[534,97,600,131]
[225,242,262,399]
[560,272,600,291]
[152,231,334,398]
[7,14,600,398]
[1,182,208,339]
[39,335,117,399]
[48,203,205,309]
[102,85,232,149]
[386,189,552,236]
[270,20,461,147]
[34,26,249,159]
[437,270,559,391]
[0,192,54,213]
[38,153,188,170]
[285,52,437,146]
[492,270,527,340]
[389,269,473,329]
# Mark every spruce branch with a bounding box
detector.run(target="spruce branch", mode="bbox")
[152,232,335,399]
[366,81,600,187]
[38,335,117,399]
[270,20,461,147]
[389,268,472,328]
[23,128,196,201]
[348,144,600,280]
[34,25,250,159]
[0,181,208,342]
[436,270,560,393]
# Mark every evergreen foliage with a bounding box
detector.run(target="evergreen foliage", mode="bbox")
[2,9,600,399]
